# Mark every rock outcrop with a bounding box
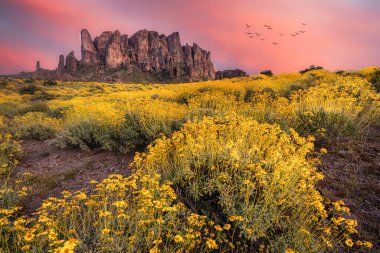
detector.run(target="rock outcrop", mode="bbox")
[65,51,78,74]
[57,55,64,72]
[80,29,98,65]
[21,28,216,83]
[215,69,248,80]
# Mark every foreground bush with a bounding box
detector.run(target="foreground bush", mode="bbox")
[0,134,22,178]
[0,134,26,210]
[12,112,62,140]
[133,116,371,252]
[1,173,241,252]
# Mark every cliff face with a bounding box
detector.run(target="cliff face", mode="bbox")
[215,69,248,80]
[24,29,216,83]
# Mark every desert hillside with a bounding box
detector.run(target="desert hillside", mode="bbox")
[0,67,379,252]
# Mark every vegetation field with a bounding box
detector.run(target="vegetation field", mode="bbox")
[0,67,379,252]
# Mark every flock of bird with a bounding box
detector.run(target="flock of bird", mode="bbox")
[245,23,307,45]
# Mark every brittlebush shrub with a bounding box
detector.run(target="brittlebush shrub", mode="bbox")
[12,112,62,140]
[133,116,369,252]
[59,100,188,152]
[0,134,26,210]
[292,81,380,138]
[1,173,241,252]
[121,99,188,151]
[0,134,22,178]
[58,102,125,151]
[187,91,240,118]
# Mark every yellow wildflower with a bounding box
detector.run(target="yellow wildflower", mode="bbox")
[206,238,218,249]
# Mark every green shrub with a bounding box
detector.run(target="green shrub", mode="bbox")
[260,70,273,76]
[299,65,324,74]
[296,109,356,138]
[0,186,21,209]
[0,101,50,118]
[12,112,61,140]
[42,80,57,86]
[0,134,22,178]
[19,84,42,95]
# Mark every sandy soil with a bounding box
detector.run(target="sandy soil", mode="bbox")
[318,124,380,252]
[15,140,133,211]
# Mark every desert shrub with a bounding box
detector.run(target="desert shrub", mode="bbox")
[12,112,61,140]
[299,65,324,74]
[118,100,188,152]
[0,173,241,252]
[48,106,70,118]
[133,115,367,252]
[176,91,200,105]
[0,134,22,178]
[59,100,187,152]
[260,70,273,76]
[187,91,239,119]
[19,84,42,95]
[368,69,380,92]
[281,84,304,98]
[42,80,57,86]
[0,101,49,118]
[0,187,21,209]
[23,79,35,84]
[0,116,7,131]
[0,134,25,210]
[58,102,124,151]
[290,82,380,138]
[296,110,356,137]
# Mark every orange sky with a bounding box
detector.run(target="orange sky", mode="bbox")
[0,0,379,75]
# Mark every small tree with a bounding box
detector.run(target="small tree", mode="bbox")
[260,70,273,76]
[299,65,324,74]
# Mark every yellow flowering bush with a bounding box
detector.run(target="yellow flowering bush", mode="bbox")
[1,172,241,252]
[133,115,368,252]
[0,134,22,178]
[0,134,26,211]
[59,102,125,151]
[121,99,188,151]
[291,79,379,137]
[11,112,62,140]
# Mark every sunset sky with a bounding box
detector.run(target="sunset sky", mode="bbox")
[1,0,379,75]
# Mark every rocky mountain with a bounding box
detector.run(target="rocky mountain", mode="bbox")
[215,69,248,80]
[18,29,216,83]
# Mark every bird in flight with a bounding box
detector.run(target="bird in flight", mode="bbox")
[255,33,262,36]
[246,32,253,34]
[300,31,306,33]
[249,35,254,38]
[246,24,252,28]
[272,42,278,45]
[302,23,307,26]
[295,32,300,35]
[261,38,265,41]
[291,34,296,37]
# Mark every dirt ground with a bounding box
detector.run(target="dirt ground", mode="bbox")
[318,124,380,252]
[15,140,133,211]
[14,125,379,252]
